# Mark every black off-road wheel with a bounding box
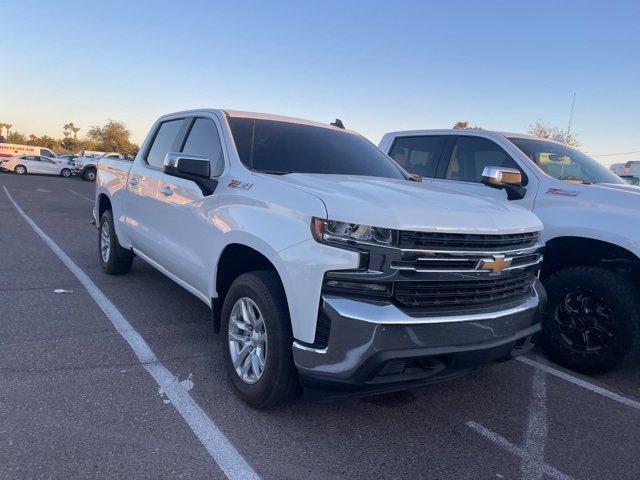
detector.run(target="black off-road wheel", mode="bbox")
[220,271,300,409]
[98,210,133,274]
[541,266,640,374]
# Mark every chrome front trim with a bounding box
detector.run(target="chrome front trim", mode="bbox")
[292,342,328,354]
[391,256,543,273]
[400,244,542,256]
[321,290,539,325]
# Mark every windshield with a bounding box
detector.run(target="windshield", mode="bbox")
[508,137,624,185]
[228,118,406,179]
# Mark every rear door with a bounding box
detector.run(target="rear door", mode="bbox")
[122,117,186,263]
[24,156,45,173]
[152,115,227,296]
[430,135,537,209]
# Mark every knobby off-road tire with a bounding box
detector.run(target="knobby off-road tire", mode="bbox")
[542,266,640,373]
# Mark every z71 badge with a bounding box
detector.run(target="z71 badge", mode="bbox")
[228,179,254,191]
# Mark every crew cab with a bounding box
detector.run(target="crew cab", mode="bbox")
[380,129,640,373]
[94,110,545,408]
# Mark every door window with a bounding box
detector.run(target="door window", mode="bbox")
[181,118,224,176]
[442,136,519,183]
[145,119,184,169]
[388,136,446,178]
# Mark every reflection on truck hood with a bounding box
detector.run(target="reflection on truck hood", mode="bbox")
[270,173,543,234]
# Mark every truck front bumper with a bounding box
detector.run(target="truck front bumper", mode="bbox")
[293,280,545,400]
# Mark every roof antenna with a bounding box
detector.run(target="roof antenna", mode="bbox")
[565,92,576,143]
[330,118,345,129]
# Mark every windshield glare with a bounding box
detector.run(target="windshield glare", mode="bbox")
[508,137,623,185]
[228,118,406,179]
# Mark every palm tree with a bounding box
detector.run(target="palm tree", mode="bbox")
[0,123,6,140]
[453,121,470,129]
[5,124,12,138]
[71,125,80,138]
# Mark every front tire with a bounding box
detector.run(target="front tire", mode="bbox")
[221,271,299,408]
[61,168,72,178]
[541,266,640,373]
[99,210,133,274]
[84,168,96,181]
[14,165,27,175]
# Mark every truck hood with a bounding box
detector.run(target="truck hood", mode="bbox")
[268,173,542,234]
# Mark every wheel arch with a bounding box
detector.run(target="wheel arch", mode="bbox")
[97,193,112,221]
[542,236,640,278]
[212,243,288,334]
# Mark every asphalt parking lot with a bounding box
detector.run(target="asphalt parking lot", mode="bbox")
[1,173,639,480]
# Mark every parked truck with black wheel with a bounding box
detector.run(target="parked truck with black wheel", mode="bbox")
[380,129,640,373]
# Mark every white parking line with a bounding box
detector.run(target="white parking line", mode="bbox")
[3,186,260,480]
[517,356,640,411]
[466,421,572,480]
[521,368,548,480]
[68,189,94,203]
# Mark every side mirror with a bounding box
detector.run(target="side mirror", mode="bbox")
[409,173,422,183]
[163,152,218,196]
[163,152,210,179]
[481,166,526,201]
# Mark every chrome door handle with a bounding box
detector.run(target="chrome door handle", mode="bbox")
[128,177,139,186]
[160,186,174,196]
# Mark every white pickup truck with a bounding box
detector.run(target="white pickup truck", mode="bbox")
[94,109,545,407]
[380,129,640,373]
[75,152,133,181]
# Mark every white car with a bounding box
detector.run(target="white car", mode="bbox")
[380,128,640,373]
[94,109,545,408]
[1,155,73,177]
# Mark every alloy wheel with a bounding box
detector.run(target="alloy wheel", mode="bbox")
[100,222,111,263]
[554,289,614,351]
[228,297,268,384]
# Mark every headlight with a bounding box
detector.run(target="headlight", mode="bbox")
[311,217,395,246]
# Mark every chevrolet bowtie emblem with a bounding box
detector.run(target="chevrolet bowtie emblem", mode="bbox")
[478,255,513,273]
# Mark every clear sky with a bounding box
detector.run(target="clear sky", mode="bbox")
[1,0,638,164]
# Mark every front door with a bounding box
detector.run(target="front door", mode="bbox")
[153,115,227,296]
[429,135,537,210]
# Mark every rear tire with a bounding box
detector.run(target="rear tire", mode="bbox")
[99,210,133,274]
[14,165,27,175]
[541,266,640,373]
[84,168,96,181]
[220,271,300,408]
[61,168,71,178]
